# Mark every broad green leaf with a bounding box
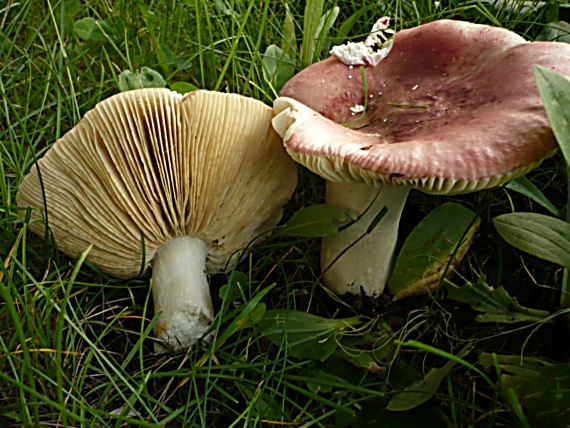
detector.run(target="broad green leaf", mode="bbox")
[300,0,324,67]
[262,45,295,93]
[281,7,297,63]
[171,59,192,71]
[478,353,551,386]
[219,271,248,304]
[272,204,357,238]
[222,300,267,338]
[534,65,570,164]
[169,82,198,95]
[478,353,550,402]
[138,3,169,76]
[64,0,81,16]
[494,212,570,269]
[64,15,76,36]
[387,367,450,411]
[445,276,550,323]
[75,17,116,41]
[312,7,339,62]
[237,302,266,329]
[151,28,170,76]
[161,45,192,71]
[516,364,570,425]
[137,2,160,23]
[536,21,570,43]
[118,67,167,92]
[505,176,561,218]
[388,202,480,300]
[74,18,98,40]
[544,1,559,23]
[160,43,174,62]
[257,310,361,361]
[478,354,570,426]
[387,345,472,411]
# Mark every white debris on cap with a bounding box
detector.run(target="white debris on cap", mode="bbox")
[330,16,393,67]
[364,16,392,49]
[350,104,365,115]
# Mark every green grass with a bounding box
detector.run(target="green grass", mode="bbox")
[2,0,570,426]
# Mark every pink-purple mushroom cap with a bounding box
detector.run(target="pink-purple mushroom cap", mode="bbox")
[272,19,570,298]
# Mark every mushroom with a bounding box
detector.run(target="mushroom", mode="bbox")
[272,19,570,297]
[17,88,298,352]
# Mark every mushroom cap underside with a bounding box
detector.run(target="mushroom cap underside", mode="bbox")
[276,20,570,194]
[17,89,298,278]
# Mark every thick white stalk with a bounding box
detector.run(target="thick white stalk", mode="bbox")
[322,182,411,297]
[152,235,214,353]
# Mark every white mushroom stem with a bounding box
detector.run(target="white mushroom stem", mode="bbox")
[151,235,214,353]
[322,181,410,297]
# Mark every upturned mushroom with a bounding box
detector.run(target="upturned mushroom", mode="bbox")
[272,19,570,297]
[17,88,297,352]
